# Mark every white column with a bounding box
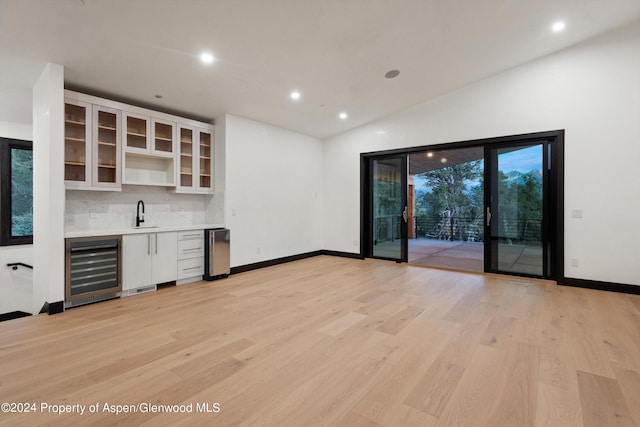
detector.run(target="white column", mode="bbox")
[32,63,65,313]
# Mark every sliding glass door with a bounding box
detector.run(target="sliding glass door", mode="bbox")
[361,130,562,281]
[485,142,549,277]
[370,155,408,262]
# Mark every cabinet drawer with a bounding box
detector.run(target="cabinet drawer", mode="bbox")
[177,230,204,241]
[177,257,204,280]
[177,239,204,260]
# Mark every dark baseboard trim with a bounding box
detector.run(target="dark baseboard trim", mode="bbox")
[320,250,364,259]
[48,301,64,315]
[562,278,640,295]
[230,251,323,274]
[230,250,365,275]
[0,311,32,322]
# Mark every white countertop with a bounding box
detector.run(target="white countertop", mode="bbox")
[64,224,225,238]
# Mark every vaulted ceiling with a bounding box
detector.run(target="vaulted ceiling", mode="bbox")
[1,0,640,138]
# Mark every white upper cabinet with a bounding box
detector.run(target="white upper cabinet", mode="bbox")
[64,90,213,191]
[123,112,176,158]
[173,126,214,194]
[64,99,92,189]
[198,129,213,192]
[92,105,122,189]
[151,118,176,157]
[123,111,151,153]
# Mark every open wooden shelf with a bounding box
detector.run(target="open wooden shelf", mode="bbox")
[98,141,116,147]
[65,137,85,143]
[65,161,86,166]
[65,119,85,126]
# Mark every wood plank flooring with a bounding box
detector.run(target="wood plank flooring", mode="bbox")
[1,256,639,426]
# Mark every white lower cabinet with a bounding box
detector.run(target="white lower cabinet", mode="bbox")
[122,232,178,295]
[177,230,204,284]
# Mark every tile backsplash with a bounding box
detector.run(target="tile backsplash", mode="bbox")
[65,186,211,231]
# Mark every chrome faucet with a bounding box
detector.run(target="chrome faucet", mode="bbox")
[136,200,145,227]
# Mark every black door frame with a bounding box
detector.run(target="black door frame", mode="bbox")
[360,130,564,283]
[362,153,409,262]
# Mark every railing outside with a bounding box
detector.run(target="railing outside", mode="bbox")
[373,215,542,244]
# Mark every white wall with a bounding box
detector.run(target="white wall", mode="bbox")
[323,21,640,286]
[0,121,33,314]
[225,114,323,267]
[33,63,65,312]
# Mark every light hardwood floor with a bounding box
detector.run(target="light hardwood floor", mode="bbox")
[1,256,639,426]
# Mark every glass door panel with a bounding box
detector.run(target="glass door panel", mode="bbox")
[179,127,194,188]
[372,156,407,261]
[199,130,212,189]
[64,101,90,185]
[124,113,149,151]
[95,110,118,184]
[487,143,545,276]
[153,120,175,155]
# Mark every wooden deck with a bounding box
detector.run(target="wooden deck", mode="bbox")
[1,256,639,426]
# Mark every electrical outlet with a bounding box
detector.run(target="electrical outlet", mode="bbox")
[89,209,97,220]
[571,209,583,218]
[353,240,358,247]
[232,208,237,217]
[179,207,185,217]
[570,258,579,267]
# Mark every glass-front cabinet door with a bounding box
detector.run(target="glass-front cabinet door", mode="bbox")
[198,130,212,191]
[64,100,92,188]
[123,112,150,153]
[178,125,196,190]
[92,106,121,188]
[151,118,176,157]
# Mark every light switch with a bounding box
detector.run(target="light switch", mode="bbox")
[571,209,583,218]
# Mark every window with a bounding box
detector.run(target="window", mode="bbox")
[0,137,33,245]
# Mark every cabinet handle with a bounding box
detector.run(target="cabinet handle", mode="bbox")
[147,234,150,255]
[183,266,202,271]
[182,233,201,238]
[155,234,158,254]
[183,247,202,252]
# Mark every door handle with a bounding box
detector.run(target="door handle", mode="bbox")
[155,234,158,254]
[486,207,492,227]
[147,234,150,255]
[402,206,408,223]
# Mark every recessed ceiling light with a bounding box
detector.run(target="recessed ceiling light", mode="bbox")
[200,52,214,64]
[339,112,348,120]
[290,91,301,100]
[552,21,566,33]
[385,69,400,79]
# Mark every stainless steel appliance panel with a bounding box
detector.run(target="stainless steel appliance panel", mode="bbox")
[65,235,122,302]
[205,228,230,280]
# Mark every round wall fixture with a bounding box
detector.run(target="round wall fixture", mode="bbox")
[385,69,400,79]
